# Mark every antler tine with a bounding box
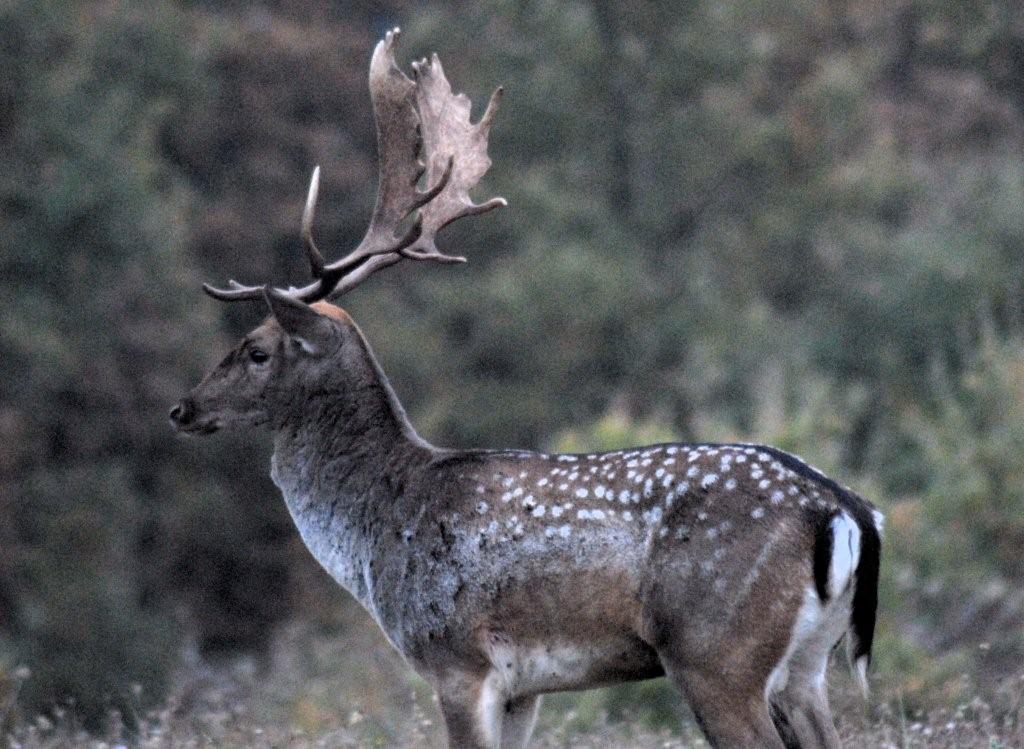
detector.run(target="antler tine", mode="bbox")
[202,27,504,305]
[301,165,327,277]
[202,279,266,301]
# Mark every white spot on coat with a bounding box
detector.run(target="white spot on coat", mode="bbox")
[642,506,662,523]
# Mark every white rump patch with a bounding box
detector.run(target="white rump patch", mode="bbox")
[828,511,862,600]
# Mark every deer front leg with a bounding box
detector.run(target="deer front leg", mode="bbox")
[437,670,506,749]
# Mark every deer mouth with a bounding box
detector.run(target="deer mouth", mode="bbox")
[172,417,221,436]
[188,420,221,435]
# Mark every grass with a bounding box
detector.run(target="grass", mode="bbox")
[3,616,1023,747]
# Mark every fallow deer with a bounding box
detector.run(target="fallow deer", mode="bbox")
[171,29,884,749]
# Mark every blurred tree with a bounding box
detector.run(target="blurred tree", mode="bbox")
[0,0,292,722]
[890,334,1024,671]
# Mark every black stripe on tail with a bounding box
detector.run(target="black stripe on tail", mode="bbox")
[812,511,834,604]
[849,512,880,665]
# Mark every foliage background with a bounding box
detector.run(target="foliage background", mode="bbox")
[2,0,1024,740]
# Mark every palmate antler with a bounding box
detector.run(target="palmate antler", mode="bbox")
[204,28,505,304]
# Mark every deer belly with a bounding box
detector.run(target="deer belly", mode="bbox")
[485,637,663,695]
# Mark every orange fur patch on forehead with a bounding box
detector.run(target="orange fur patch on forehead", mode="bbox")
[310,301,353,324]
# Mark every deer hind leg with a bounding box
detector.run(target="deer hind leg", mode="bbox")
[647,569,804,746]
[768,685,839,749]
[437,670,506,749]
[499,694,540,749]
[765,590,851,749]
[665,663,786,748]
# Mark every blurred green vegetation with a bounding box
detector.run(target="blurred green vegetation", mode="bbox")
[2,0,1024,733]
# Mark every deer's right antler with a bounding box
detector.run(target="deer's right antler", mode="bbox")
[203,28,505,304]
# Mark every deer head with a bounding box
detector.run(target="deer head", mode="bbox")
[170,28,504,435]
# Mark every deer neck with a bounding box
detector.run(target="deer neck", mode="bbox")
[269,334,432,612]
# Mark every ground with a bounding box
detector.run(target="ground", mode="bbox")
[4,615,1022,748]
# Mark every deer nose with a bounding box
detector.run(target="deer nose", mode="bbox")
[169,398,195,426]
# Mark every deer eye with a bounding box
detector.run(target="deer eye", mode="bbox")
[248,347,269,364]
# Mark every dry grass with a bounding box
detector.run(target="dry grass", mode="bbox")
[4,619,1023,748]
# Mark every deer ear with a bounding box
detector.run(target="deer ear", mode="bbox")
[263,288,336,354]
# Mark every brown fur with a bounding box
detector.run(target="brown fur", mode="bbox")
[309,301,353,323]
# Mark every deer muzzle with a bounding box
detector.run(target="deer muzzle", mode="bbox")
[169,398,196,429]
